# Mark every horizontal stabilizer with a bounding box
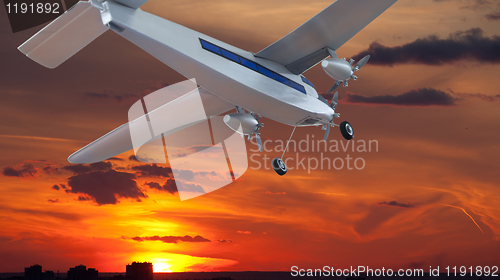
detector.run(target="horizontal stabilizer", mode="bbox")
[18,1,108,69]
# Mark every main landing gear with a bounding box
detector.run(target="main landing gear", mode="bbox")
[272,157,287,176]
[272,126,296,176]
[271,121,354,176]
[339,121,354,140]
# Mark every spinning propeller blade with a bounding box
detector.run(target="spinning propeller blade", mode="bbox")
[328,81,342,93]
[323,125,330,141]
[331,91,338,111]
[353,55,370,72]
[256,133,263,152]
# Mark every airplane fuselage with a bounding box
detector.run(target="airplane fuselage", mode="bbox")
[99,0,334,127]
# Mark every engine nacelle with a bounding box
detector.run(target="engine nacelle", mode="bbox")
[321,58,353,81]
[223,113,259,135]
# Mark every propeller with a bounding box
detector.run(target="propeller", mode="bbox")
[322,48,370,91]
[323,124,330,141]
[255,132,263,152]
[226,106,264,152]
[247,111,264,152]
[331,91,338,111]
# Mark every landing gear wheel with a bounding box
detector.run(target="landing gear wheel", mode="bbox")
[340,121,354,140]
[272,157,287,176]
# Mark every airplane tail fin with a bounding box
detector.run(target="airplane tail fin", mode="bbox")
[18,1,108,69]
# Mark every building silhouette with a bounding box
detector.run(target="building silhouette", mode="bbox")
[67,265,98,280]
[24,265,55,280]
[125,262,153,280]
[41,270,55,280]
[25,265,42,280]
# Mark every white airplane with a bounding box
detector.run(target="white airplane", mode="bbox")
[18,0,397,176]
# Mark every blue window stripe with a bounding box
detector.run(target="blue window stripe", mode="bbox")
[301,76,315,88]
[274,74,290,86]
[221,49,240,63]
[200,38,308,94]
[240,57,258,71]
[200,39,221,55]
[290,80,306,94]
[257,65,274,79]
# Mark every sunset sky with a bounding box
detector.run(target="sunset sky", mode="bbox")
[1,0,500,274]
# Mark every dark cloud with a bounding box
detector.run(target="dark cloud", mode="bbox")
[334,88,500,107]
[107,157,124,161]
[173,169,218,181]
[132,164,173,178]
[450,90,500,101]
[130,235,211,243]
[379,201,415,208]
[63,162,113,174]
[460,0,494,10]
[78,195,91,201]
[342,88,458,106]
[3,167,23,177]
[144,179,205,195]
[485,11,500,20]
[52,184,61,191]
[2,164,37,177]
[188,145,212,153]
[176,180,205,194]
[128,155,140,162]
[352,28,500,66]
[144,180,177,195]
[82,92,139,103]
[67,169,146,205]
[47,199,59,203]
[431,0,493,10]
[144,181,161,190]
[176,169,195,181]
[217,239,232,243]
[43,165,59,174]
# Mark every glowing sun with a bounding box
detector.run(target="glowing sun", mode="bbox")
[152,260,172,272]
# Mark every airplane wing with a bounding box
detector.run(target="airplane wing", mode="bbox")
[68,86,235,164]
[255,0,397,74]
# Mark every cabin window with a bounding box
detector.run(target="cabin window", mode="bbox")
[199,38,306,94]
[240,57,258,71]
[301,76,315,88]
[274,74,290,86]
[221,49,240,63]
[200,40,221,55]
[290,80,306,94]
[257,65,274,79]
